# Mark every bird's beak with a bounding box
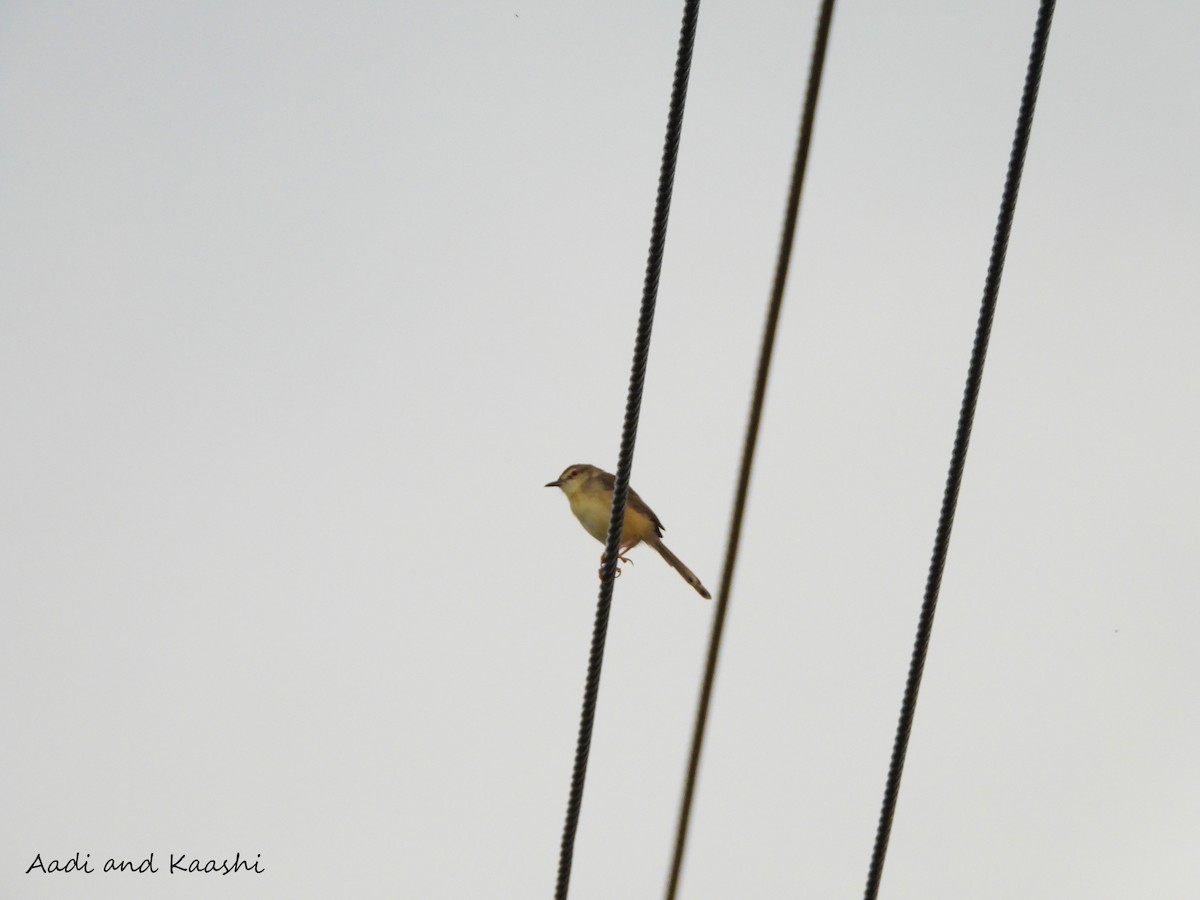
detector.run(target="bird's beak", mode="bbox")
[545,480,561,488]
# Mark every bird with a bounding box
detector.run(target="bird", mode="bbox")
[545,464,711,599]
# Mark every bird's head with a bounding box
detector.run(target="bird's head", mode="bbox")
[545,464,597,498]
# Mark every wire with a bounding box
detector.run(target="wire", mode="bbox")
[663,3,836,897]
[863,3,1057,897]
[554,2,701,898]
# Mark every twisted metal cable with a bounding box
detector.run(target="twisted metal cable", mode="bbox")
[554,2,701,897]
[863,3,1057,897]
[664,2,837,897]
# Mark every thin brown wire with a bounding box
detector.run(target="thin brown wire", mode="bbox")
[665,2,837,896]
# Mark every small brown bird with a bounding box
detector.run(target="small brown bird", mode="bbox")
[545,464,711,599]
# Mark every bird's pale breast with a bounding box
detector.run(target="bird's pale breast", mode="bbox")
[569,490,654,545]
[570,491,612,543]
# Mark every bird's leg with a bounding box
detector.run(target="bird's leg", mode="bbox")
[617,541,636,566]
[599,553,623,581]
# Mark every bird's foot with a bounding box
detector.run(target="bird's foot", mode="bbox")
[599,553,625,581]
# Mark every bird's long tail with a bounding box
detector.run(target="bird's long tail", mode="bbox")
[647,537,711,599]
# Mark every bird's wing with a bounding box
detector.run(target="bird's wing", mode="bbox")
[593,470,665,536]
[630,487,665,536]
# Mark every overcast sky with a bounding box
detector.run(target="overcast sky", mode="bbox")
[3,2,1198,898]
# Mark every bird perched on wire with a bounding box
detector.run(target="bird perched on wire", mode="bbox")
[545,464,711,599]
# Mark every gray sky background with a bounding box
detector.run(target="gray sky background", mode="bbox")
[3,2,1197,897]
